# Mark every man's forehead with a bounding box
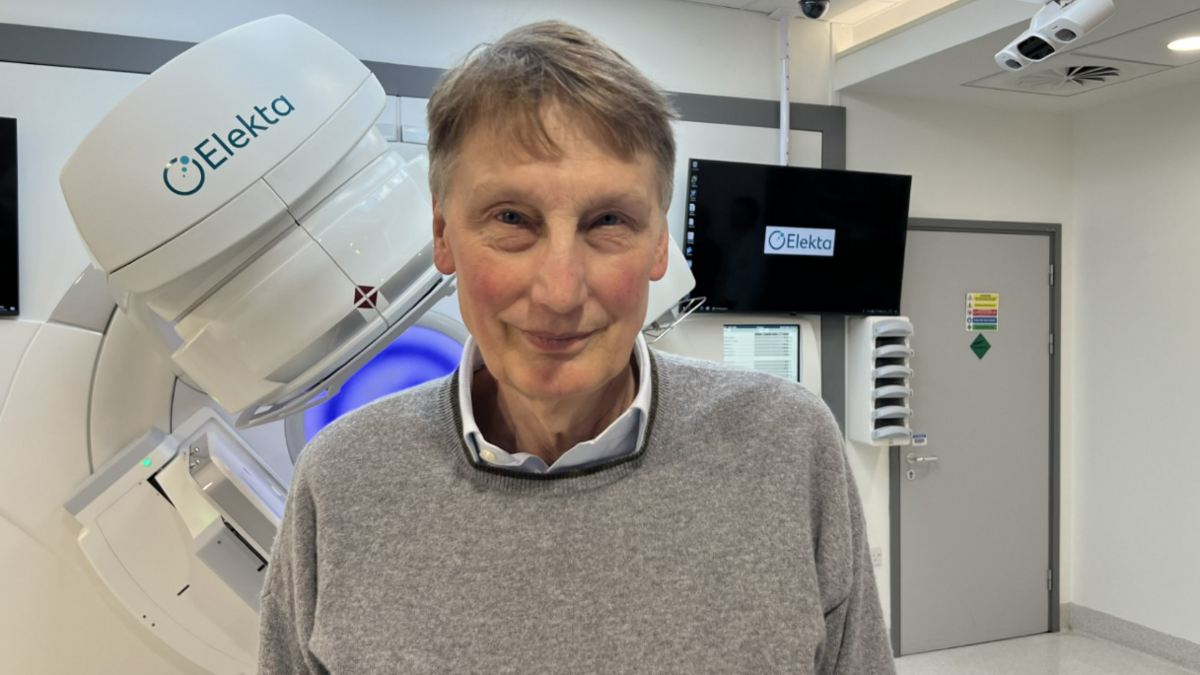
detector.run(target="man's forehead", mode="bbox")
[456,122,655,190]
[460,110,637,166]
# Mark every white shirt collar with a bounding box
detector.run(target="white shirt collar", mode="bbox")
[457,333,652,474]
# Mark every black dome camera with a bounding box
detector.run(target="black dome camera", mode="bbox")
[799,0,831,20]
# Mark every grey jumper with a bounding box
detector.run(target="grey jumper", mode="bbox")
[258,350,896,675]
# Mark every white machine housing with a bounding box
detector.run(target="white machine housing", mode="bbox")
[60,15,454,427]
[847,315,915,446]
[66,410,283,674]
[995,0,1116,72]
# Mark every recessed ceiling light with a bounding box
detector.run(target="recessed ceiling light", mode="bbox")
[1167,36,1200,52]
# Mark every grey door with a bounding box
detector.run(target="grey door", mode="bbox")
[896,229,1053,655]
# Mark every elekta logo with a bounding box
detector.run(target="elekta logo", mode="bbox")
[162,95,296,196]
[764,225,836,257]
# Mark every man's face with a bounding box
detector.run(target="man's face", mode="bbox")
[432,105,670,401]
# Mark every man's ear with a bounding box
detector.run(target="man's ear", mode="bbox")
[649,218,670,282]
[432,196,456,275]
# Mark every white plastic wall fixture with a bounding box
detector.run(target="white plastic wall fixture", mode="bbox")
[847,315,915,447]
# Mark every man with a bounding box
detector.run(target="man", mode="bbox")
[259,20,894,675]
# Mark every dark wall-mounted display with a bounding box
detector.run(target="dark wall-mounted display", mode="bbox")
[685,159,911,316]
[0,118,17,317]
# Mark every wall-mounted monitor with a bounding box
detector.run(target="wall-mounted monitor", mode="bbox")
[0,118,16,317]
[684,159,911,316]
[722,324,800,383]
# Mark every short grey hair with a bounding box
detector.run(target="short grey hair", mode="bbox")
[426,20,679,212]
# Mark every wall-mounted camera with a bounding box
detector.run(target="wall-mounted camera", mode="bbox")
[995,0,1115,72]
[799,0,831,20]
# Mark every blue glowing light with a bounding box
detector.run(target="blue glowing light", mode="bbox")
[303,326,463,443]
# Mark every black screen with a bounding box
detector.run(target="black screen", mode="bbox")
[684,159,911,315]
[0,118,16,317]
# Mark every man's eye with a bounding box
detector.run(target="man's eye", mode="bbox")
[497,211,524,225]
[594,214,622,227]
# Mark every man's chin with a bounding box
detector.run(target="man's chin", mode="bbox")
[508,360,613,401]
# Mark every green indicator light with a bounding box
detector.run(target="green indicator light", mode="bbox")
[142,458,152,467]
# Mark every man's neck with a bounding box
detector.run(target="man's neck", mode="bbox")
[472,361,637,465]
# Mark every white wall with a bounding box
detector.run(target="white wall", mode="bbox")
[0,0,835,105]
[1070,79,1200,645]
[841,91,1075,622]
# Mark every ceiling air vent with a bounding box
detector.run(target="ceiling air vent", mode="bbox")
[1017,65,1121,92]
[965,56,1165,98]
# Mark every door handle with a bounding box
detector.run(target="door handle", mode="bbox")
[907,453,939,465]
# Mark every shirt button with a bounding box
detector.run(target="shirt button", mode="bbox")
[480,448,496,463]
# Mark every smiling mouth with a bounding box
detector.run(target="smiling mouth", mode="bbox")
[521,330,596,352]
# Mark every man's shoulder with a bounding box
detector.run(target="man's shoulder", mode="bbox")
[651,350,843,465]
[652,349,832,419]
[295,374,452,477]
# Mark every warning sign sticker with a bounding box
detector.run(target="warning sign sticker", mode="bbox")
[966,293,1000,332]
[971,334,992,360]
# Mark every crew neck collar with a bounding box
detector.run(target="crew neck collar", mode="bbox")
[456,333,653,473]
[439,348,666,494]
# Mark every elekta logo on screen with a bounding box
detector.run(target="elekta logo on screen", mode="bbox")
[764,225,836,257]
[162,96,296,196]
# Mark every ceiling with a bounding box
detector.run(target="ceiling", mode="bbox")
[839,0,1200,112]
[674,0,920,24]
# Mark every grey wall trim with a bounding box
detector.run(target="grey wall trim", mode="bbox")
[814,113,848,430]
[0,22,190,74]
[820,317,846,428]
[889,446,902,657]
[1065,603,1200,672]
[908,218,1061,235]
[359,60,445,99]
[808,103,847,172]
[672,93,849,129]
[900,216,1064,642]
[669,92,776,128]
[1049,224,1062,634]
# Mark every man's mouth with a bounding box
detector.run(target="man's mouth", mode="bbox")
[520,329,596,351]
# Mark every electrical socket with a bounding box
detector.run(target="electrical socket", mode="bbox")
[870,547,884,568]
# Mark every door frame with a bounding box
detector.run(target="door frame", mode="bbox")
[889,217,1063,656]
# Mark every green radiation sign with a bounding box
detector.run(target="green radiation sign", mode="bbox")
[971,334,992,360]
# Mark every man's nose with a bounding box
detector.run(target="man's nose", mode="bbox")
[529,230,588,314]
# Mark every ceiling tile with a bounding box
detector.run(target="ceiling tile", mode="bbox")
[1070,8,1200,67]
[675,0,754,9]
[964,54,1170,98]
[686,0,909,20]
[828,0,902,25]
[740,0,795,14]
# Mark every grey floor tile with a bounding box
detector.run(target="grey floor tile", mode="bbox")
[895,632,1198,675]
